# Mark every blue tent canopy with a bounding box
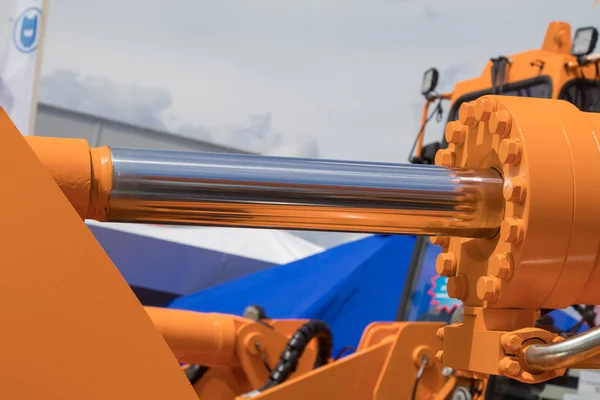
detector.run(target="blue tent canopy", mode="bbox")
[88,224,274,305]
[169,234,416,356]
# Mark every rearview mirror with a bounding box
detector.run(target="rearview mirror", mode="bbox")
[421,68,439,96]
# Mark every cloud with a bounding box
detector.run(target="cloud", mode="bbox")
[38,69,320,158]
[424,6,440,20]
[38,69,342,246]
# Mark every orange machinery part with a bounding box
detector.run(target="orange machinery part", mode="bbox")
[3,111,322,399]
[25,136,112,221]
[145,306,321,398]
[433,95,600,382]
[12,93,600,398]
[0,110,199,400]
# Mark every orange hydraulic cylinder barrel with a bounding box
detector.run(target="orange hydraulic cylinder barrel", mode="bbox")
[144,307,240,367]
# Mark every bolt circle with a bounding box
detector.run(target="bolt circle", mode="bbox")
[436,253,457,277]
[476,275,500,302]
[430,236,450,247]
[489,109,512,136]
[445,121,467,144]
[490,253,514,279]
[501,217,524,244]
[474,98,497,122]
[458,102,477,127]
[447,275,467,300]
[499,139,522,165]
[503,177,527,203]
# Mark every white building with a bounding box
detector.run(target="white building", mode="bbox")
[35,101,253,154]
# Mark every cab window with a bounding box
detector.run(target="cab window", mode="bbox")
[559,79,600,112]
[447,79,553,122]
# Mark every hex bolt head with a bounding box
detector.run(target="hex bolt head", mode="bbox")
[474,98,497,122]
[498,357,522,377]
[435,149,456,167]
[501,333,523,353]
[436,253,457,277]
[447,275,467,300]
[445,121,467,144]
[490,253,514,279]
[430,236,450,247]
[458,102,477,127]
[476,275,500,302]
[489,110,512,136]
[501,217,524,244]
[503,177,527,203]
[499,139,523,165]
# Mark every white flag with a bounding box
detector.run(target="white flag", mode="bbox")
[0,0,46,136]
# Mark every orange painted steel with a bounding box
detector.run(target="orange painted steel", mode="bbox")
[417,21,600,154]
[20,94,600,398]
[0,108,198,400]
[25,135,112,221]
[434,94,600,383]
[8,20,600,400]
[145,307,320,397]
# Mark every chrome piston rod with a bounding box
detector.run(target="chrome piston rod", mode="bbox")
[107,148,504,238]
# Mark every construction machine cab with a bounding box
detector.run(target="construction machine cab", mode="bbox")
[408,21,600,166]
[402,20,600,325]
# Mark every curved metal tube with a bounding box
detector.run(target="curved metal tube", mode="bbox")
[107,148,504,238]
[145,306,241,367]
[525,324,600,371]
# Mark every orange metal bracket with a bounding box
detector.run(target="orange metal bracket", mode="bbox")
[0,110,198,398]
[236,322,477,400]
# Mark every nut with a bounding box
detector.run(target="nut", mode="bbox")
[503,177,527,203]
[435,149,456,167]
[447,275,467,300]
[445,121,467,144]
[501,217,524,244]
[443,151,456,167]
[430,236,450,247]
[474,98,497,122]
[490,253,514,279]
[489,110,512,136]
[436,253,457,277]
[501,334,523,353]
[498,357,522,377]
[476,275,500,302]
[458,102,477,127]
[499,139,523,165]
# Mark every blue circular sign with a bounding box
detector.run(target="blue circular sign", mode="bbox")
[13,7,42,54]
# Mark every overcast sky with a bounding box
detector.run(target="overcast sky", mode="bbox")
[0,0,597,246]
[1,0,597,161]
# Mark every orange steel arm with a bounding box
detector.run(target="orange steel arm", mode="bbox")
[145,306,322,397]
[0,110,198,399]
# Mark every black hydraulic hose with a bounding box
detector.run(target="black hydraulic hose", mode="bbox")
[258,320,333,392]
[185,364,209,385]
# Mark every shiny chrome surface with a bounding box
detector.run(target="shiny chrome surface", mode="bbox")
[525,325,600,371]
[108,148,504,237]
